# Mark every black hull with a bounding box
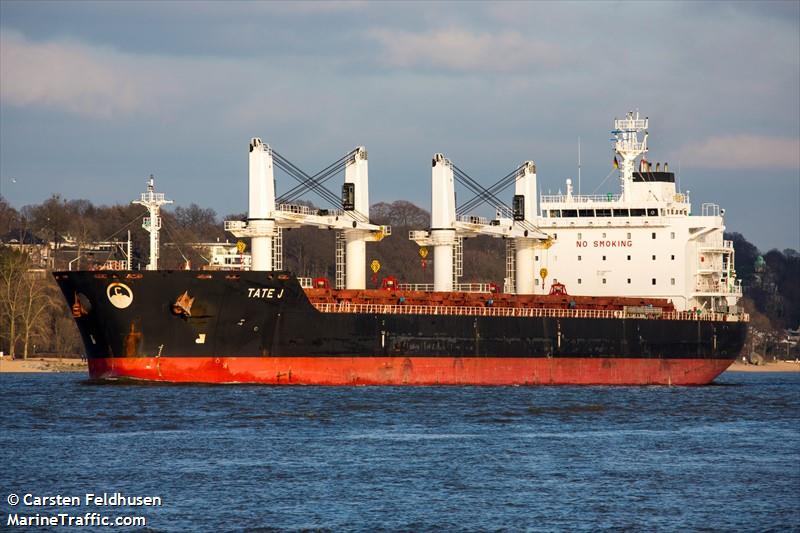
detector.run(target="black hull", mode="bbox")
[53,270,747,385]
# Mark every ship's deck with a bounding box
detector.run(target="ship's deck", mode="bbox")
[303,288,749,322]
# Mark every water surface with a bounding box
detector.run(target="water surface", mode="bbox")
[1,372,798,532]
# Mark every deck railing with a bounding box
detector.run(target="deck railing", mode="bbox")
[695,279,743,296]
[397,283,495,293]
[311,302,748,322]
[540,194,621,204]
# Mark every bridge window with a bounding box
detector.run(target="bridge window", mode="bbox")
[596,209,611,217]
[630,209,646,216]
[562,210,577,218]
[613,208,629,217]
[549,210,561,217]
[579,209,594,217]
[647,208,658,216]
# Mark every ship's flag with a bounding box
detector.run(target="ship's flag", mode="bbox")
[613,156,619,169]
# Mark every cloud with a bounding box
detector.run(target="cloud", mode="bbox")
[675,135,800,170]
[367,28,563,72]
[0,31,161,119]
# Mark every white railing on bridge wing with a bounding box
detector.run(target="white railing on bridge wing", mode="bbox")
[700,239,733,252]
[701,203,720,217]
[540,194,621,204]
[311,302,748,322]
[696,280,743,296]
[298,277,313,288]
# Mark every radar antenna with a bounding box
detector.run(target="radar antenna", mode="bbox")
[612,111,648,201]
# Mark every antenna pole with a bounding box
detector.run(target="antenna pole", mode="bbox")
[578,136,581,195]
[612,111,648,202]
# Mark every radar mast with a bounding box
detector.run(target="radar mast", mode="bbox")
[133,175,173,270]
[612,111,648,202]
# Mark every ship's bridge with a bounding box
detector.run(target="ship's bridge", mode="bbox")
[539,192,691,224]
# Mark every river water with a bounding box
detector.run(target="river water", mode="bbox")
[1,371,798,532]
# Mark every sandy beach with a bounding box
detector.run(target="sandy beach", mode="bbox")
[0,357,87,373]
[726,360,800,373]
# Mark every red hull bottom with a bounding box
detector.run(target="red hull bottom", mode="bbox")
[88,357,734,385]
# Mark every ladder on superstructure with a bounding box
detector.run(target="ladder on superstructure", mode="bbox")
[505,239,516,294]
[453,236,464,287]
[272,228,283,271]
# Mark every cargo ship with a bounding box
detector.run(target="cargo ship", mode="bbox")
[54,112,748,385]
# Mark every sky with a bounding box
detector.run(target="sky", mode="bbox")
[1,0,798,252]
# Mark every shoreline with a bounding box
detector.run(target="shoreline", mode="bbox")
[1,357,798,374]
[0,357,86,373]
[726,361,800,373]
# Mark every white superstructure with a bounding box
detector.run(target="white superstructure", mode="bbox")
[537,111,741,312]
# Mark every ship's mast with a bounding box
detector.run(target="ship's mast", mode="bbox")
[343,147,370,289]
[514,161,540,294]
[612,111,648,202]
[133,175,173,271]
[247,138,277,271]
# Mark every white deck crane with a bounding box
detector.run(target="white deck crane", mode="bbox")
[409,154,548,293]
[225,139,389,289]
